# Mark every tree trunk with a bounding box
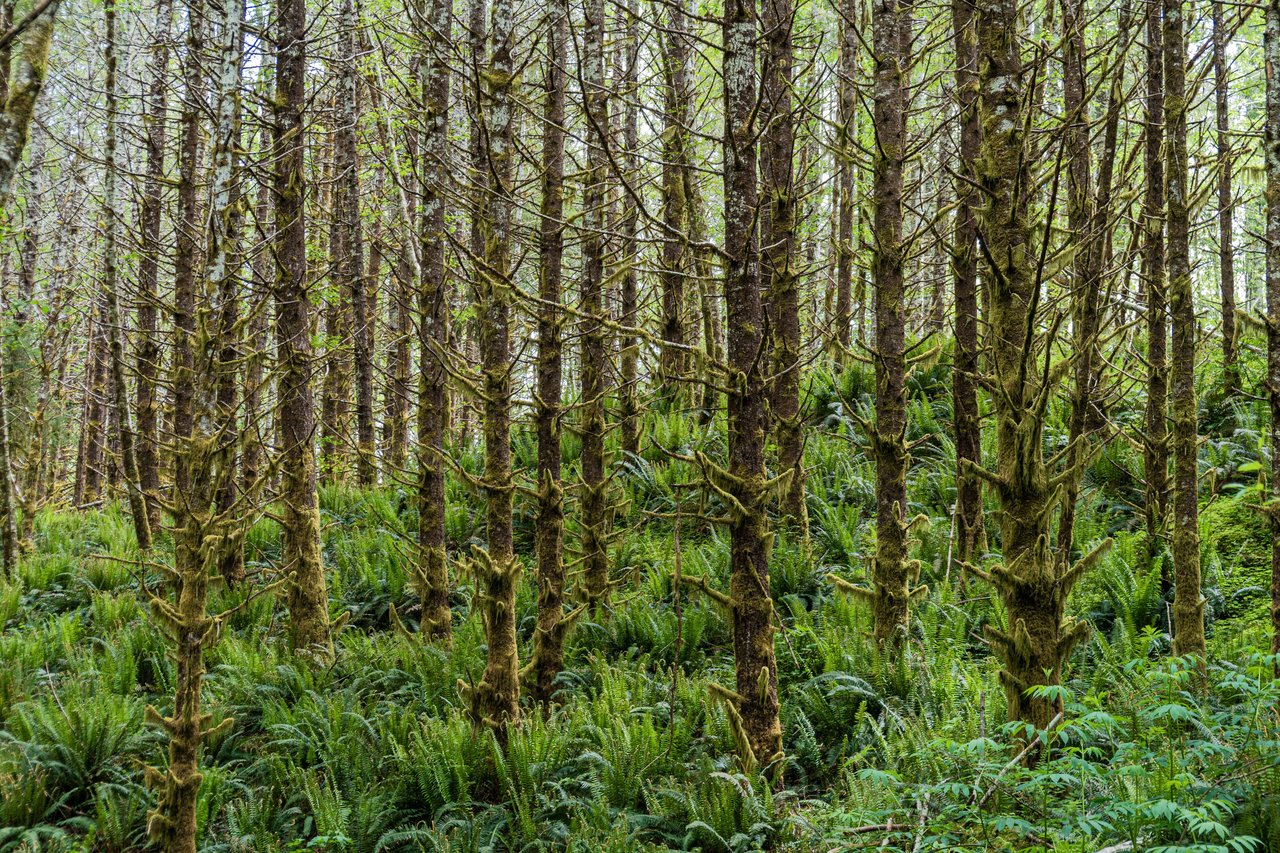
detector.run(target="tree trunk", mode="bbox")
[1267,0,1280,672]
[461,0,520,733]
[171,0,207,496]
[950,0,984,567]
[762,0,806,535]
[527,0,569,702]
[1143,0,1170,580]
[581,0,612,611]
[336,0,374,487]
[834,0,859,354]
[102,0,152,551]
[722,0,783,772]
[617,0,640,458]
[146,0,244,846]
[274,0,332,655]
[866,0,915,642]
[1213,0,1238,404]
[658,0,690,403]
[414,0,453,642]
[1164,0,1205,661]
[971,0,1105,731]
[137,0,172,532]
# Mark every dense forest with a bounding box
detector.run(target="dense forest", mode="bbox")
[0,0,1279,847]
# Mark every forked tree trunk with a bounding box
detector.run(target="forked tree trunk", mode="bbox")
[1164,0,1205,661]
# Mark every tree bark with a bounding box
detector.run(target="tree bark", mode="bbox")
[136,0,172,531]
[658,0,690,403]
[1213,0,1238,404]
[273,0,332,655]
[102,0,152,551]
[617,0,640,458]
[866,0,915,642]
[762,0,806,534]
[1164,0,1205,661]
[950,0,984,567]
[460,0,520,733]
[1143,0,1169,579]
[414,0,452,642]
[581,0,612,611]
[171,0,207,496]
[972,0,1104,731]
[527,0,569,702]
[1267,0,1280,672]
[722,0,783,772]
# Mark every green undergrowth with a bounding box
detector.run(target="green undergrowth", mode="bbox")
[2,364,1279,850]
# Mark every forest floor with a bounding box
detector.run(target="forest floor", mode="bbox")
[2,371,1280,851]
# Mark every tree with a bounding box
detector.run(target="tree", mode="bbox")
[1268,0,1280,671]
[762,0,806,534]
[718,0,783,771]
[273,0,332,655]
[526,0,573,703]
[412,0,453,642]
[950,0,984,567]
[967,0,1110,730]
[1164,0,1205,662]
[458,0,521,733]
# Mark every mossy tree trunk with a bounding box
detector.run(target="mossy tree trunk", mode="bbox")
[1214,0,1239,405]
[337,0,374,488]
[145,0,244,844]
[1056,0,1129,558]
[762,0,807,536]
[721,0,783,772]
[1268,0,1280,674]
[617,0,640,458]
[1142,0,1169,580]
[171,0,206,497]
[970,0,1108,731]
[136,0,171,533]
[866,0,918,644]
[833,0,859,354]
[1164,0,1205,662]
[274,0,332,656]
[460,0,520,733]
[412,0,453,642]
[528,0,570,704]
[658,0,690,403]
[581,0,612,612]
[950,0,985,568]
[101,0,151,552]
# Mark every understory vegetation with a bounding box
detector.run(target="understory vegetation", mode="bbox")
[3,359,1278,853]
